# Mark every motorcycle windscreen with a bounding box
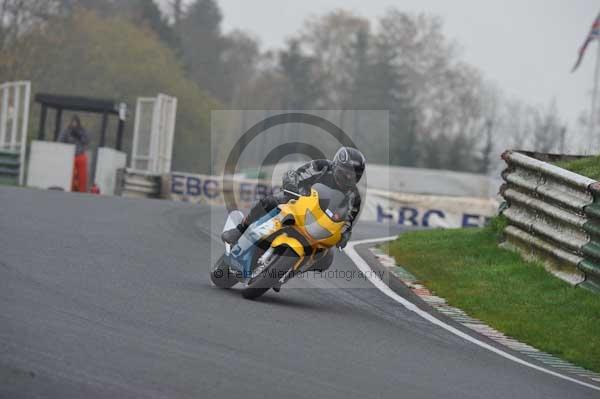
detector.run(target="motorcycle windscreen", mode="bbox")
[223,210,245,233]
[312,183,350,222]
[304,209,333,240]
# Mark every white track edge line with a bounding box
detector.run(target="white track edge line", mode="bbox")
[345,236,600,392]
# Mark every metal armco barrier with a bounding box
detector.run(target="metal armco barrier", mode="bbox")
[115,168,161,199]
[581,183,600,292]
[500,150,600,292]
[0,149,20,185]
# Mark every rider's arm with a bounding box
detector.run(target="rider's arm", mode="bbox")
[347,189,362,229]
[283,160,329,194]
[338,190,361,249]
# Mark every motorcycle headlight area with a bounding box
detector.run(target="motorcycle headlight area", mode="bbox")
[304,209,333,240]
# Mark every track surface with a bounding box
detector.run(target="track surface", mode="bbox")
[0,187,597,398]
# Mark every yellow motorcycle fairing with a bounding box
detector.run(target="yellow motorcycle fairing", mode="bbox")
[270,188,346,270]
[271,233,305,258]
[270,233,305,271]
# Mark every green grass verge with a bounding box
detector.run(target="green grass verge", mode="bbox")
[385,220,600,373]
[556,155,600,180]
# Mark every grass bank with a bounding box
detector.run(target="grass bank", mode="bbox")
[386,220,600,373]
[556,155,600,180]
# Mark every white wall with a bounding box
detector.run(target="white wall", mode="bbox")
[95,147,127,195]
[27,140,74,191]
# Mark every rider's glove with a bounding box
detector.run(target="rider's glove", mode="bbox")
[283,181,299,193]
[338,231,351,249]
[282,172,300,195]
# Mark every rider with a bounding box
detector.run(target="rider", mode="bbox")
[221,147,366,255]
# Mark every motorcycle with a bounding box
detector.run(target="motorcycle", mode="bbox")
[210,183,349,299]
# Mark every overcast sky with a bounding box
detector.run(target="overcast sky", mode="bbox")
[215,0,599,129]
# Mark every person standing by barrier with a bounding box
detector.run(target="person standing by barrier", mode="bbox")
[59,115,90,192]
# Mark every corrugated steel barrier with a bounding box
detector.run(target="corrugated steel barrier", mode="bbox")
[500,150,600,292]
[581,183,600,292]
[115,168,161,199]
[0,149,20,186]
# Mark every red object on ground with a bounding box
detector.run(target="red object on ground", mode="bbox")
[90,184,100,195]
[72,153,88,193]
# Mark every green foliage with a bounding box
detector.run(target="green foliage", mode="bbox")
[130,0,180,49]
[354,25,416,166]
[387,228,600,373]
[487,214,508,238]
[0,9,216,172]
[0,2,571,174]
[556,156,600,181]
[279,40,322,108]
[179,0,225,99]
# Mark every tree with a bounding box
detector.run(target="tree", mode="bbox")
[0,0,59,50]
[179,0,225,98]
[128,0,179,49]
[221,30,261,106]
[502,100,533,151]
[346,27,371,108]
[0,9,216,173]
[473,83,502,174]
[369,27,416,166]
[64,0,179,48]
[170,0,185,32]
[278,39,321,109]
[531,101,563,153]
[298,10,370,107]
[375,10,488,171]
[3,3,568,174]
[0,0,179,49]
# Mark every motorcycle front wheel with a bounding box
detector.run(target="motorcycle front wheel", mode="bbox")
[241,248,297,300]
[210,254,238,289]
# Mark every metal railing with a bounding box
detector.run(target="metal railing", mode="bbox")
[500,150,600,292]
[0,149,20,186]
[115,168,162,199]
[581,183,600,292]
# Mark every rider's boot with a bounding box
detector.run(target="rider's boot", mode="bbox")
[222,195,284,245]
[221,220,249,245]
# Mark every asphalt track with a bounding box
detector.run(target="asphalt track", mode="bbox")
[0,186,598,398]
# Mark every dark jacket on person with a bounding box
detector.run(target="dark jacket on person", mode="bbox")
[58,127,89,155]
[283,159,362,228]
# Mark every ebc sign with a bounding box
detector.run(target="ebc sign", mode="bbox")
[361,190,498,228]
[169,173,280,206]
[375,205,492,228]
[171,174,220,199]
[167,173,498,228]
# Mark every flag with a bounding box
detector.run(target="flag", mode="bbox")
[572,12,600,73]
